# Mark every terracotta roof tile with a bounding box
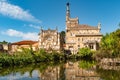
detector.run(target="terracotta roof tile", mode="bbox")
[12,40,38,45]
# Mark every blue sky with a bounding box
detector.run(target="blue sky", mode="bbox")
[0,0,120,42]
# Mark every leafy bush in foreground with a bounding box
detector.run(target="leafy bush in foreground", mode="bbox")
[78,48,93,58]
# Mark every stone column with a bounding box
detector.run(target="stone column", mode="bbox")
[93,43,96,50]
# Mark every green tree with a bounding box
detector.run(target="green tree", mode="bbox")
[95,29,120,58]
[78,47,93,58]
[78,60,96,69]
[60,31,65,43]
[60,31,65,51]
[0,40,8,44]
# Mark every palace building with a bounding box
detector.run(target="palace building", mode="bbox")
[9,3,103,54]
[65,3,102,54]
[38,28,61,51]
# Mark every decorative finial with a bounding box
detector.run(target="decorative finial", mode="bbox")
[67,2,69,6]
[56,26,58,31]
[66,2,70,11]
[98,22,101,29]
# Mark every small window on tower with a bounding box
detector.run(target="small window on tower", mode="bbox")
[70,33,72,36]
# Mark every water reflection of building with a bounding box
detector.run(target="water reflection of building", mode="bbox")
[65,62,100,80]
[39,66,60,80]
[39,62,100,80]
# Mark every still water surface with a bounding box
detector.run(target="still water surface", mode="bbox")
[0,60,120,80]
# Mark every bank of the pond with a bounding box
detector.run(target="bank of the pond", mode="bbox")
[0,50,66,67]
[0,53,93,67]
[0,47,96,67]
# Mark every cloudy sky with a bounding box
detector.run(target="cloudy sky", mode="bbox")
[0,0,120,42]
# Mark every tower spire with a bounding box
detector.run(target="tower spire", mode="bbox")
[66,2,70,21]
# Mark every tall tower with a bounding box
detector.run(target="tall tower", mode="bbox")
[66,2,71,29]
[66,2,70,21]
[66,2,79,28]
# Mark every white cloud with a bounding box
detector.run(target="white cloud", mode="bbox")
[2,29,38,41]
[29,24,41,29]
[0,0,41,23]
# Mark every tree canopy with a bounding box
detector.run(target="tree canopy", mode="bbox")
[0,40,8,44]
[97,29,120,58]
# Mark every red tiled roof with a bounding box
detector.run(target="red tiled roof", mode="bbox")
[11,40,38,45]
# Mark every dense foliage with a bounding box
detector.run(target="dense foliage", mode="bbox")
[0,48,65,67]
[60,31,65,44]
[78,60,96,69]
[96,68,120,80]
[78,47,93,58]
[0,40,8,44]
[60,31,65,51]
[94,29,120,58]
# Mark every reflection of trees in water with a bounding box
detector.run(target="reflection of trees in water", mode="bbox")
[1,61,120,80]
[0,61,64,79]
[59,65,66,80]
[96,68,120,80]
[0,64,37,77]
[0,62,53,76]
[78,60,96,69]
[96,62,120,80]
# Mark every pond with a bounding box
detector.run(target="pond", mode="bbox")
[0,60,120,80]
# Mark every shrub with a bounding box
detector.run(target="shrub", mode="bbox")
[78,48,93,58]
[78,60,96,69]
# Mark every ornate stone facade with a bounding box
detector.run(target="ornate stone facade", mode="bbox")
[65,3,102,54]
[38,28,60,51]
